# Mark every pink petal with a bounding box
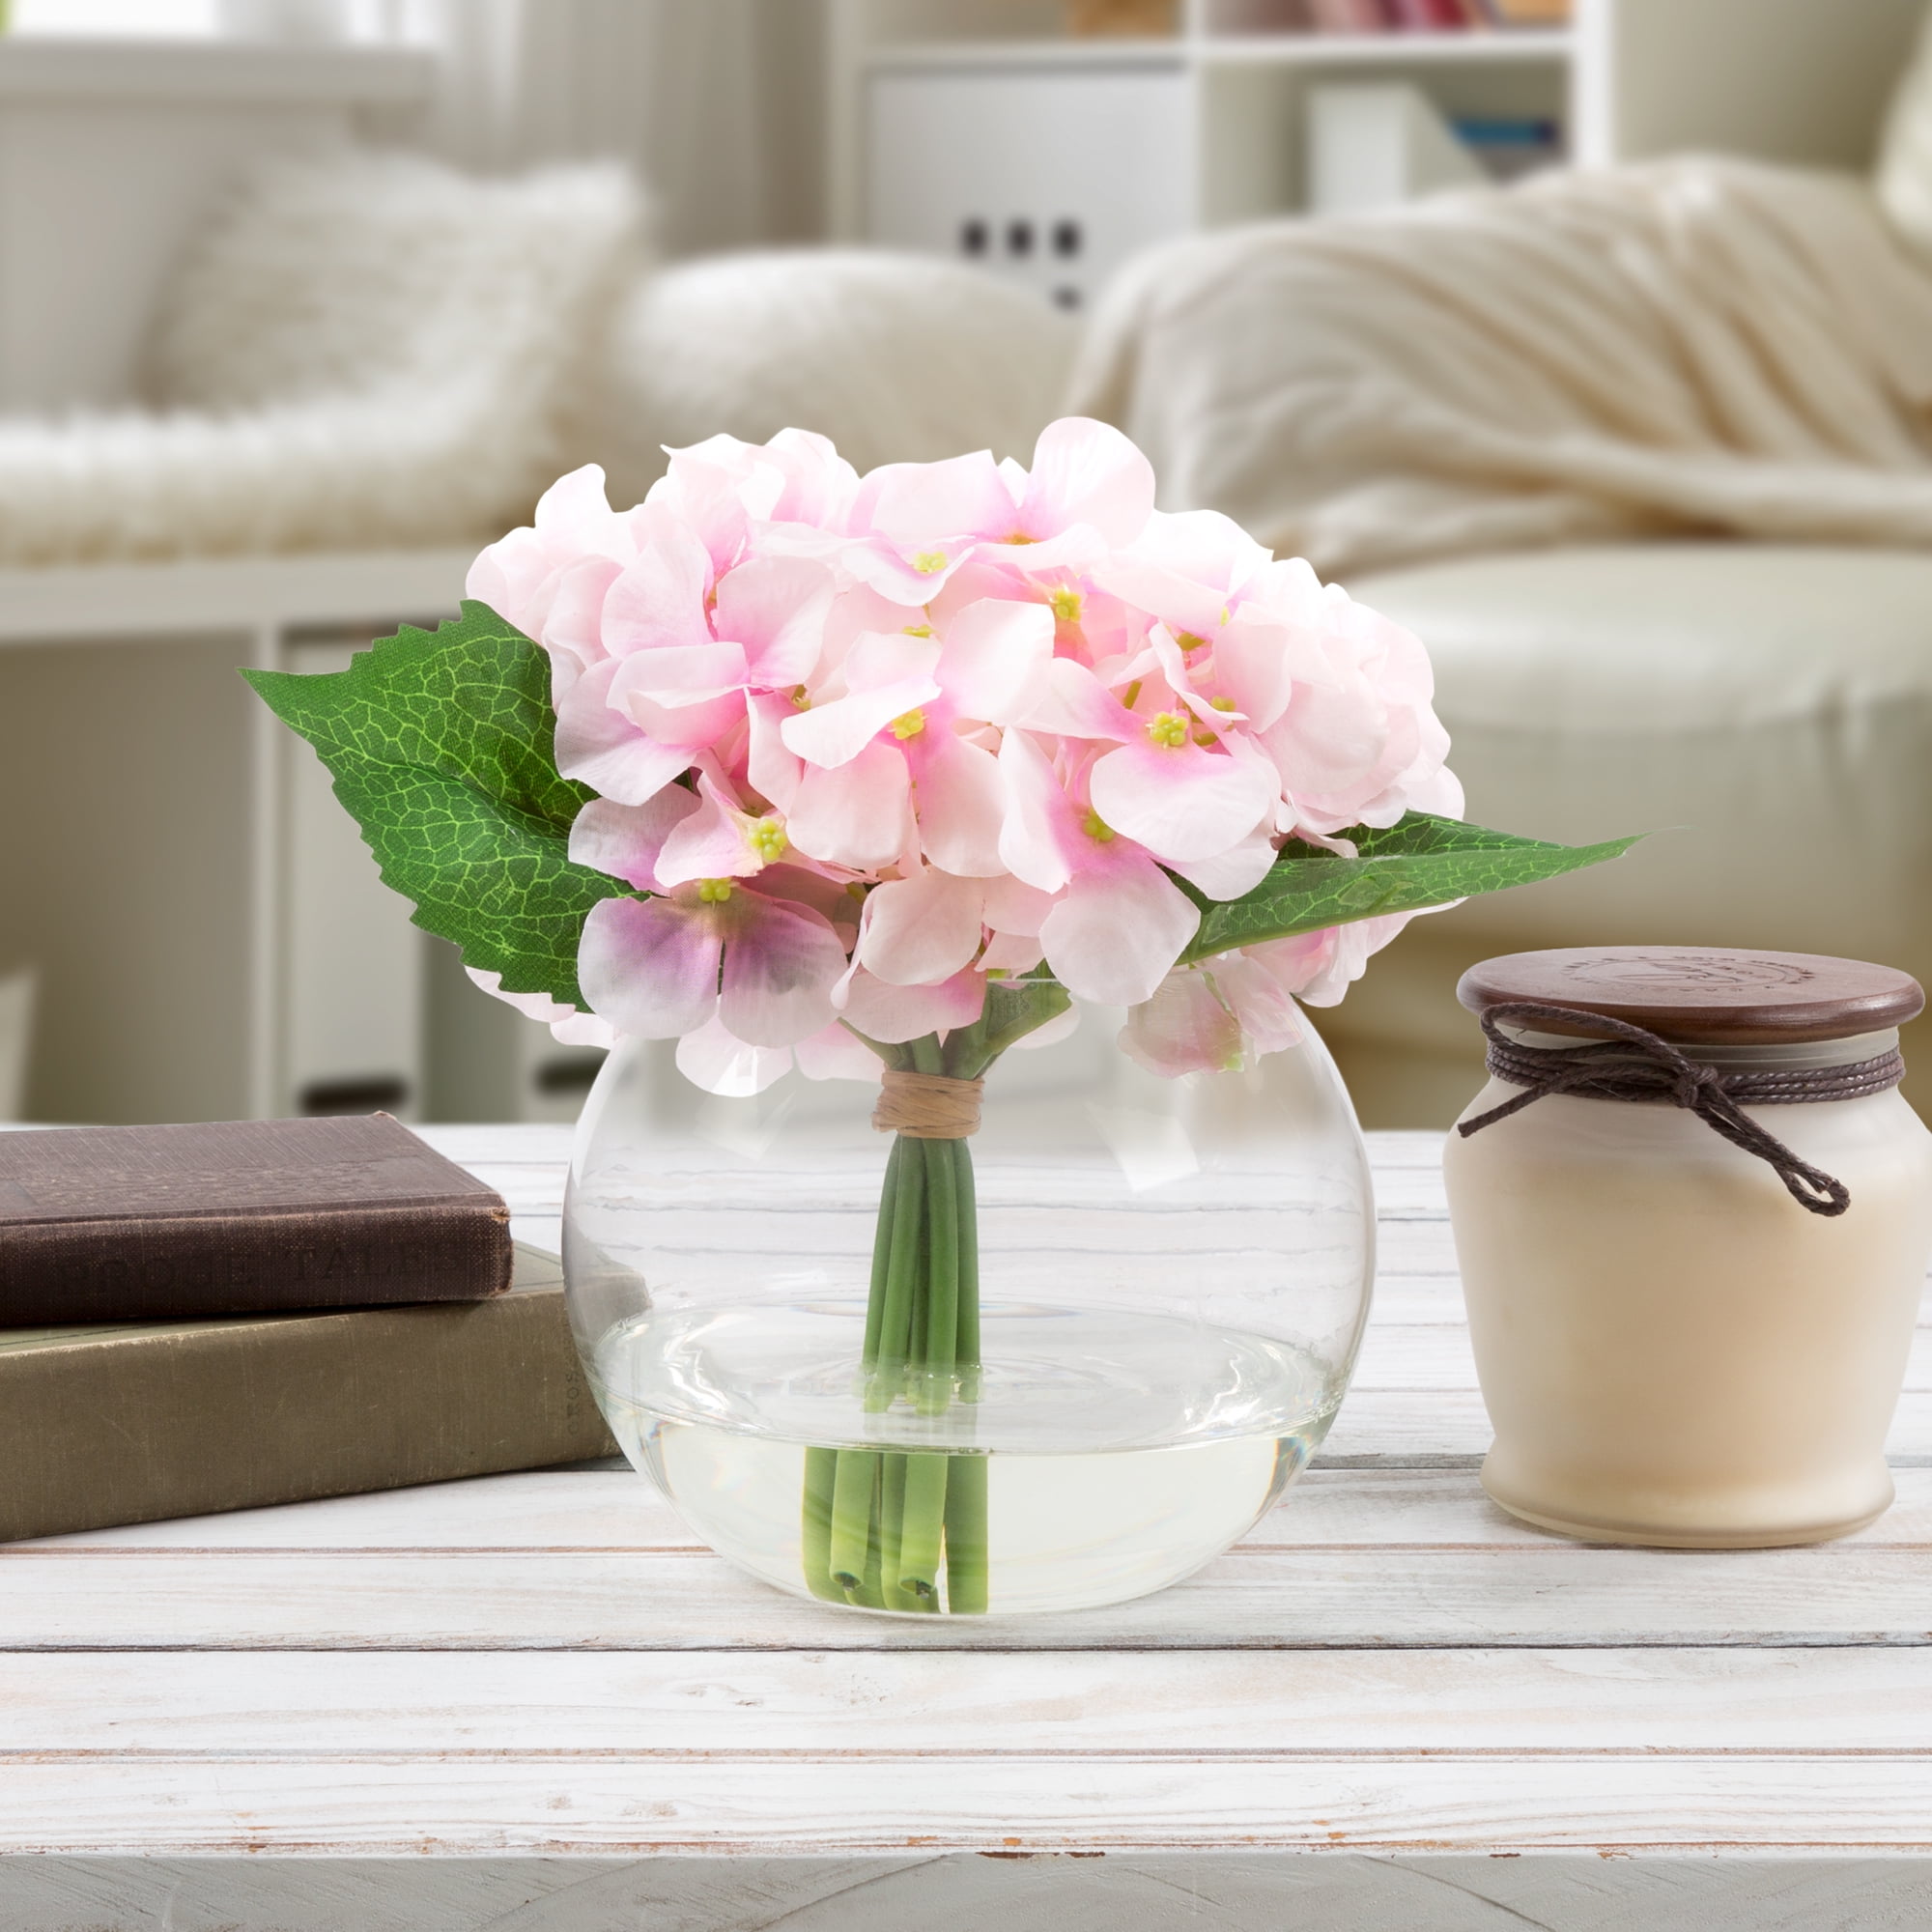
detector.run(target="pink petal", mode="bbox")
[980,873,1057,939]
[980,931,1044,975]
[1207,609,1300,732]
[713,554,835,690]
[675,1015,793,1097]
[793,1021,884,1084]
[1171,829,1277,901]
[786,743,914,870]
[995,728,1080,894]
[532,464,627,554]
[1019,417,1155,545]
[868,449,1017,546]
[601,517,715,654]
[1018,659,1138,743]
[654,778,764,889]
[911,732,1007,877]
[578,896,723,1038]
[1209,952,1307,1056]
[567,789,703,891]
[465,966,620,1050]
[745,692,804,813]
[781,668,941,769]
[718,895,850,1046]
[859,868,985,987]
[937,599,1056,724]
[554,661,698,804]
[1038,851,1199,1007]
[1088,738,1276,865]
[836,966,986,1043]
[1119,970,1243,1078]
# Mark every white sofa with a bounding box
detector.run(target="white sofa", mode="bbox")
[1334,546,1932,1122]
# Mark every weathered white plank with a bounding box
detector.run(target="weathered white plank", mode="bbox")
[30,1466,1932,1554]
[7,1647,1931,1755]
[7,1753,1932,1855]
[7,1544,1932,1650]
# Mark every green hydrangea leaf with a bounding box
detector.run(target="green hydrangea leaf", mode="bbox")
[1178,812,1637,966]
[242,600,625,1011]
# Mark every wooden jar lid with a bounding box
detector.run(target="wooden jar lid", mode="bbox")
[1457,947,1924,1043]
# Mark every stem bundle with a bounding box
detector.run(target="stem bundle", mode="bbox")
[802,1133,985,1612]
[799,980,1070,1617]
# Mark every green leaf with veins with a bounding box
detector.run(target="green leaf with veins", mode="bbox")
[242,600,627,1011]
[1178,812,1638,966]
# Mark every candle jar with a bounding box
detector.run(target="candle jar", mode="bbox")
[1442,947,1932,1548]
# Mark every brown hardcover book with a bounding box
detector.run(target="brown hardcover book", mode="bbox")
[0,1114,512,1324]
[0,1245,617,1543]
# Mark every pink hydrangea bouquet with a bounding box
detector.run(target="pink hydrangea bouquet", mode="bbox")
[248,417,1626,1612]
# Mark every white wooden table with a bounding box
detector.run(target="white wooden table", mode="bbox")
[5,1126,1932,1930]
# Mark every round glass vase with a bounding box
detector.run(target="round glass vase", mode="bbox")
[562,1004,1374,1618]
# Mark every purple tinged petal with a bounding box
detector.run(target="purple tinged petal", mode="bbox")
[836,966,987,1042]
[578,896,723,1038]
[717,896,850,1046]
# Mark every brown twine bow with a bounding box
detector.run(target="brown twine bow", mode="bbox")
[872,1068,985,1140]
[1456,1001,1905,1218]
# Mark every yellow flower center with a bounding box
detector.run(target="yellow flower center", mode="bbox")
[1147,710,1190,749]
[1177,631,1208,655]
[746,817,788,864]
[891,708,926,740]
[789,685,810,710]
[902,623,934,638]
[1082,808,1116,843]
[696,878,734,903]
[911,550,949,575]
[1210,696,1237,712]
[1004,531,1037,545]
[1049,586,1084,624]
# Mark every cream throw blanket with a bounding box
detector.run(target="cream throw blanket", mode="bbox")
[1071,157,1932,577]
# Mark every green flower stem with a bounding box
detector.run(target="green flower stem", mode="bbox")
[828,1449,879,1599]
[942,1451,989,1616]
[801,1446,842,1603]
[895,1453,950,1605]
[920,1139,959,1415]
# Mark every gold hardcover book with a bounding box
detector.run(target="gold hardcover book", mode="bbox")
[0,1246,616,1543]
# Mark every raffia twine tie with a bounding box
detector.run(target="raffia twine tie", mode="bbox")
[872,1069,985,1140]
[1456,1001,1907,1218]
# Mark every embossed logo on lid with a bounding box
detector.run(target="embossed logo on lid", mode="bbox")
[1560,952,1813,995]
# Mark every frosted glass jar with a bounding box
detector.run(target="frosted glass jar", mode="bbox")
[1443,947,1932,1549]
[562,1005,1374,1617]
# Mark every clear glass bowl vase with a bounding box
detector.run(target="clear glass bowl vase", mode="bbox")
[563,1004,1374,1618]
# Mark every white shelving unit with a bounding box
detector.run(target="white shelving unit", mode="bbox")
[0,553,602,1128]
[835,0,1926,298]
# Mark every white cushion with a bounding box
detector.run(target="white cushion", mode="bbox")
[589,248,1081,505]
[1323,544,1932,1081]
[1879,4,1932,261]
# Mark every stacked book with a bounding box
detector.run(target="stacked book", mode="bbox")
[0,1113,613,1543]
[1293,0,1570,29]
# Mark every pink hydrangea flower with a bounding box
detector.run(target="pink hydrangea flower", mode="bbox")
[462,419,1461,1090]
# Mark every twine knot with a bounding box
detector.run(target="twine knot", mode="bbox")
[872,1068,984,1140]
[1456,1001,1904,1218]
